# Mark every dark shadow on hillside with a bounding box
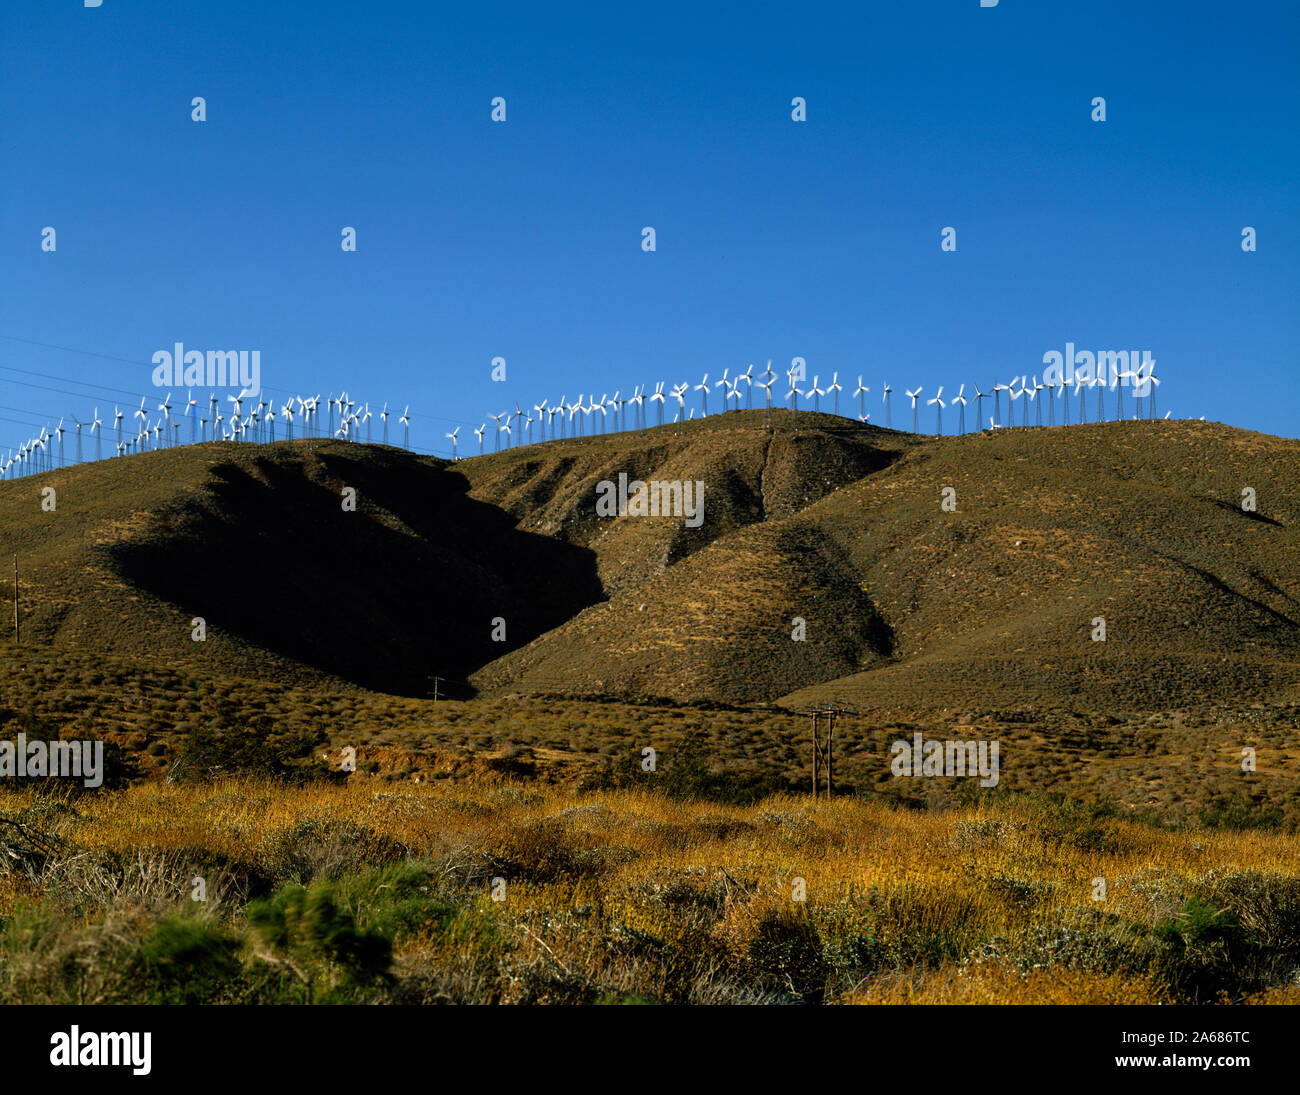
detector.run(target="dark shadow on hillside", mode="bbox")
[105,447,604,696]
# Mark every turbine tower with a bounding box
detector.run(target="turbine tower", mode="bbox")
[927,387,945,434]
[906,387,923,433]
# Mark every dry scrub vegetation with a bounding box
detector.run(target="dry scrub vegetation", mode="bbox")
[2,778,1298,1005]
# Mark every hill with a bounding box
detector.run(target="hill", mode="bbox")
[1,411,1297,712]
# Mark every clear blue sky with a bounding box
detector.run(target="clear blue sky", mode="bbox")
[2,0,1297,457]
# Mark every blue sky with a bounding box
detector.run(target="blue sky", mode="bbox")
[2,0,1297,457]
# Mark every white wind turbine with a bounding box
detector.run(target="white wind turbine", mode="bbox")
[740,364,755,409]
[786,372,803,429]
[972,383,987,427]
[91,409,103,460]
[953,384,967,434]
[828,372,843,415]
[1021,377,1034,427]
[1008,377,1023,427]
[671,382,688,422]
[1094,373,1106,423]
[380,402,389,445]
[1137,358,1159,418]
[1045,378,1057,426]
[808,375,826,412]
[185,391,198,442]
[72,416,83,463]
[992,378,1010,426]
[881,380,893,428]
[1033,378,1044,426]
[650,382,666,427]
[114,406,124,450]
[474,423,486,454]
[695,373,710,416]
[928,386,945,434]
[489,411,505,450]
[713,368,730,414]
[401,406,411,449]
[159,392,173,446]
[1115,369,1134,421]
[55,419,65,467]
[533,400,548,442]
[759,375,776,424]
[906,387,923,433]
[361,403,372,443]
[854,377,869,421]
[446,427,459,459]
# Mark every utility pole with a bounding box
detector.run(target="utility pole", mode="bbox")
[12,555,18,644]
[426,675,441,701]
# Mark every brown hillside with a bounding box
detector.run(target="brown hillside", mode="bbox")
[1,412,1296,712]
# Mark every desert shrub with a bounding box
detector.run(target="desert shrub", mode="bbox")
[257,819,408,885]
[740,907,828,1002]
[246,877,392,1002]
[131,915,242,1004]
[1199,793,1285,832]
[1147,896,1247,1002]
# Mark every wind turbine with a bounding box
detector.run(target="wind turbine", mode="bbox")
[533,400,548,442]
[927,387,945,434]
[785,377,802,430]
[446,427,459,459]
[740,364,755,409]
[55,419,65,467]
[1140,360,1160,418]
[73,416,83,464]
[1045,379,1057,426]
[380,403,389,445]
[91,409,103,460]
[972,383,987,427]
[158,392,173,447]
[1033,378,1044,426]
[881,380,893,428]
[808,375,826,413]
[713,369,730,414]
[992,379,1010,427]
[1094,374,1106,423]
[828,372,843,415]
[953,385,967,434]
[489,411,505,450]
[671,382,688,424]
[114,406,124,450]
[650,382,666,427]
[474,423,486,454]
[401,406,411,449]
[1021,378,1033,427]
[185,391,198,442]
[695,373,710,416]
[1115,369,1133,421]
[906,387,923,433]
[854,377,869,420]
[760,376,776,424]
[1007,378,1022,427]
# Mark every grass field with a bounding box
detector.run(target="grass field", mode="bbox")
[2,777,1299,1005]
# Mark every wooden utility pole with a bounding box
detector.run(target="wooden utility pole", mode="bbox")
[427,675,441,701]
[12,555,18,644]
[808,707,849,799]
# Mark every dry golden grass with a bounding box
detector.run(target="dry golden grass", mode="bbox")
[3,777,1297,1004]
